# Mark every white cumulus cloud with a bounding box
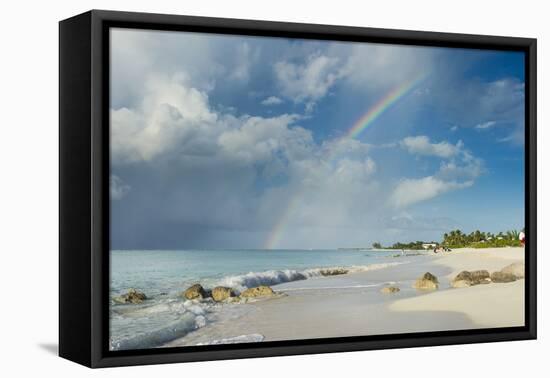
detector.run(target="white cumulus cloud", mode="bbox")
[437,156,484,181]
[391,135,484,208]
[274,53,343,104]
[261,96,283,106]
[400,136,462,158]
[110,71,387,247]
[475,120,496,129]
[341,44,434,92]
[390,176,473,208]
[111,74,218,163]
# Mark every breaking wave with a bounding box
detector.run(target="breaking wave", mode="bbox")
[217,262,405,292]
[110,261,406,350]
[109,300,209,351]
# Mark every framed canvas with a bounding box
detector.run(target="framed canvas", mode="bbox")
[59,10,537,368]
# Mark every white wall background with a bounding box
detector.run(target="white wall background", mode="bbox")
[0,0,546,376]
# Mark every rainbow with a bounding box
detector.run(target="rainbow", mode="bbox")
[345,73,428,139]
[264,73,428,249]
[264,194,303,250]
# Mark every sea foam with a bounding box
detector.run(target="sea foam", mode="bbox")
[217,262,405,292]
[197,334,265,345]
[110,252,407,350]
[109,299,210,351]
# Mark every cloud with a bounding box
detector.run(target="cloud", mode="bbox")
[391,135,484,208]
[400,136,462,158]
[227,42,260,82]
[437,154,484,181]
[261,96,283,106]
[480,79,524,117]
[110,29,274,110]
[272,44,434,110]
[390,176,473,208]
[111,73,314,169]
[110,175,131,200]
[108,30,516,249]
[218,114,311,166]
[498,129,525,145]
[110,70,389,248]
[110,72,486,247]
[399,135,483,181]
[475,120,496,129]
[385,213,460,231]
[110,29,225,107]
[322,138,373,158]
[340,44,435,93]
[111,74,218,163]
[334,157,377,183]
[274,52,343,104]
[433,77,525,146]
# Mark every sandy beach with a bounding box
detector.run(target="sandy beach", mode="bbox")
[164,247,525,347]
[390,248,525,328]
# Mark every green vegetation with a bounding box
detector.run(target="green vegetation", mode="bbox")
[375,228,524,250]
[442,229,523,248]
[374,240,436,250]
[390,241,434,250]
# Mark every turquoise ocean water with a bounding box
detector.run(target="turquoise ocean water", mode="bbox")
[110,249,402,350]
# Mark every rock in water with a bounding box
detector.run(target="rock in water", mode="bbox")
[500,262,525,279]
[380,286,400,294]
[451,270,491,288]
[490,271,517,283]
[240,285,275,298]
[183,284,208,300]
[413,272,439,290]
[127,288,147,303]
[113,288,147,304]
[211,286,235,302]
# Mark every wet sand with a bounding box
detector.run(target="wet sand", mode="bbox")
[165,247,525,347]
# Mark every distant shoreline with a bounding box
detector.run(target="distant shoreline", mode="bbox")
[111,245,522,252]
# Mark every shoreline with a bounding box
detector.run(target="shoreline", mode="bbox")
[163,247,525,347]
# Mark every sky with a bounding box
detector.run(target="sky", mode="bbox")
[109,28,525,250]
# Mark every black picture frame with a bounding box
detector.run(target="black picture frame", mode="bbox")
[59,9,537,368]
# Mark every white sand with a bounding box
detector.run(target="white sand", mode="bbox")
[165,247,525,347]
[432,247,524,279]
[391,281,524,328]
[390,247,525,328]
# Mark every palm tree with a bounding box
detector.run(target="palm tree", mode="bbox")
[473,230,482,242]
[507,230,519,240]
